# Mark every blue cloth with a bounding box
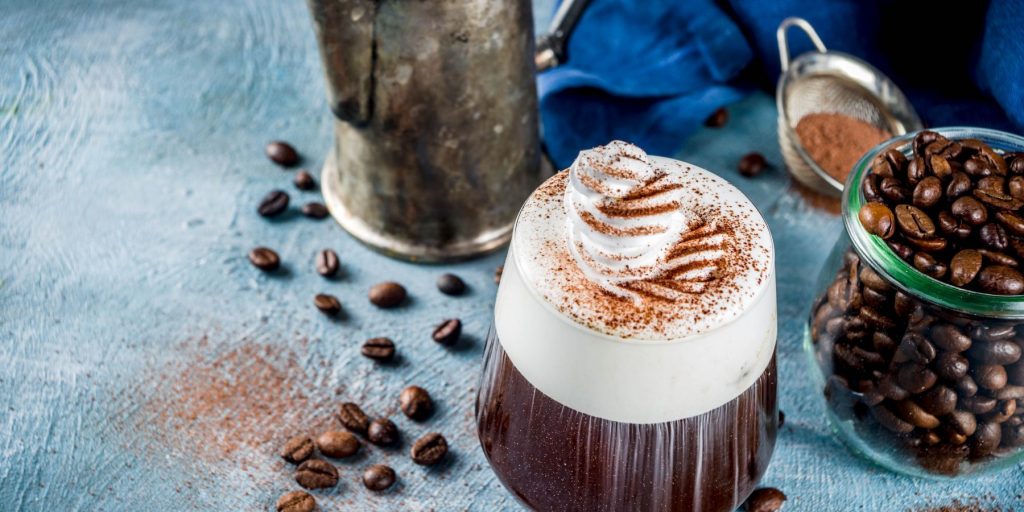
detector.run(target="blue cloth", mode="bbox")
[540,0,1024,169]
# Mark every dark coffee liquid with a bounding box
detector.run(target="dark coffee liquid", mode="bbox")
[476,328,777,512]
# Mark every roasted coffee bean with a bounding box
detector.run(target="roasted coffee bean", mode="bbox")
[871,403,915,433]
[979,223,1008,250]
[934,351,969,381]
[961,395,997,414]
[975,188,1024,210]
[258,190,290,217]
[281,435,315,464]
[369,281,407,308]
[1008,360,1024,386]
[893,290,917,317]
[917,384,958,416]
[993,385,1024,400]
[738,152,767,177]
[367,418,399,446]
[363,464,397,492]
[950,196,988,226]
[977,265,1024,295]
[912,176,943,209]
[872,331,898,354]
[929,154,953,179]
[295,459,339,489]
[880,177,909,203]
[913,252,947,279]
[337,402,370,434]
[862,287,888,308]
[894,399,940,429]
[436,273,466,296]
[315,249,339,277]
[897,363,937,394]
[928,139,962,160]
[860,267,891,292]
[946,171,972,198]
[494,265,504,283]
[248,247,280,271]
[317,430,360,458]
[743,487,787,512]
[410,432,448,465]
[957,375,979,397]
[937,210,972,240]
[856,201,897,239]
[976,324,1015,341]
[905,235,947,252]
[995,210,1024,236]
[883,148,908,173]
[895,333,936,365]
[778,410,785,427]
[314,293,342,316]
[948,410,978,437]
[1009,176,1024,202]
[913,131,940,156]
[400,385,434,421]
[895,205,936,239]
[973,364,1008,390]
[301,202,329,219]
[266,140,299,167]
[704,107,728,127]
[888,241,915,260]
[863,173,884,201]
[967,339,1022,366]
[276,491,315,512]
[978,249,1018,267]
[1003,422,1024,447]
[432,318,462,346]
[1010,153,1024,175]
[294,169,316,190]
[980,145,1009,175]
[859,306,898,331]
[906,156,927,185]
[970,422,1002,457]
[983,399,1017,423]
[932,324,973,352]
[361,337,396,361]
[949,249,983,286]
[978,176,1007,195]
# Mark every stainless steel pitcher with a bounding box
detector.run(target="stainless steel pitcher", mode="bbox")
[307,0,543,262]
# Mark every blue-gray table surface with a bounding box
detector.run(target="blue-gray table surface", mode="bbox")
[1,1,1021,510]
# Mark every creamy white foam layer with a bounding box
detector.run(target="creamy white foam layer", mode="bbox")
[494,148,776,422]
[495,252,776,423]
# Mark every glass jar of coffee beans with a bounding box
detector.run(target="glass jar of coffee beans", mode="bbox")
[807,127,1024,477]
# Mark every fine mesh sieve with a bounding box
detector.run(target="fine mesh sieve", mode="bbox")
[776,17,923,196]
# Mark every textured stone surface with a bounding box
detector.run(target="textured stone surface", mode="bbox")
[0,0,1021,510]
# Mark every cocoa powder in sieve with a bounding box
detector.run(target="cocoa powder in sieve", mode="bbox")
[795,112,892,183]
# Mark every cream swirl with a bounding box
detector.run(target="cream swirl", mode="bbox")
[565,141,729,302]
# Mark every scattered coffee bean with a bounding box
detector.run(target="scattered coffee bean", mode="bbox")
[258,190,290,217]
[410,432,448,465]
[281,435,314,464]
[337,402,370,434]
[294,169,316,190]
[295,459,339,489]
[436,273,466,296]
[369,282,407,308]
[432,318,462,346]
[738,152,767,177]
[248,247,280,271]
[704,107,728,128]
[494,265,504,283]
[276,491,315,512]
[316,430,360,458]
[362,464,397,492]
[361,337,396,361]
[266,141,299,167]
[301,202,329,219]
[743,487,786,512]
[315,249,339,277]
[367,418,399,446]
[314,293,342,316]
[400,385,434,421]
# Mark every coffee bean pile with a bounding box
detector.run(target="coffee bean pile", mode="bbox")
[811,250,1024,474]
[857,131,1024,294]
[248,141,467,507]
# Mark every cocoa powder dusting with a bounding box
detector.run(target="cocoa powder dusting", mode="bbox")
[795,112,892,183]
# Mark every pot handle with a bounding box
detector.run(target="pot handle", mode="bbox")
[307,0,375,124]
[777,17,827,73]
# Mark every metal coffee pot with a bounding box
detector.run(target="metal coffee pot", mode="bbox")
[307,0,543,261]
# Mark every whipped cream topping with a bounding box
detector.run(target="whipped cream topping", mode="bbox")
[566,141,727,302]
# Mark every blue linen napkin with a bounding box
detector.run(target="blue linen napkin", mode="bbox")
[540,0,1024,170]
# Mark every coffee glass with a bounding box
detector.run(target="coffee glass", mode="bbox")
[476,142,778,511]
[806,128,1024,477]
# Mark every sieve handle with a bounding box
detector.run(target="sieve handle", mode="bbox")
[777,17,827,73]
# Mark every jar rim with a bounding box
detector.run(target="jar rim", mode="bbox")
[843,126,1024,318]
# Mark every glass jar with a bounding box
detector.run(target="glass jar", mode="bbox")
[806,127,1024,478]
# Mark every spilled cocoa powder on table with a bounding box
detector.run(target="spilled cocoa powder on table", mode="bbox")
[796,112,893,183]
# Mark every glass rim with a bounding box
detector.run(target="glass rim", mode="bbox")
[843,126,1024,318]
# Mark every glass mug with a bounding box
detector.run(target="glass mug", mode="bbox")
[805,128,1024,477]
[475,144,778,511]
